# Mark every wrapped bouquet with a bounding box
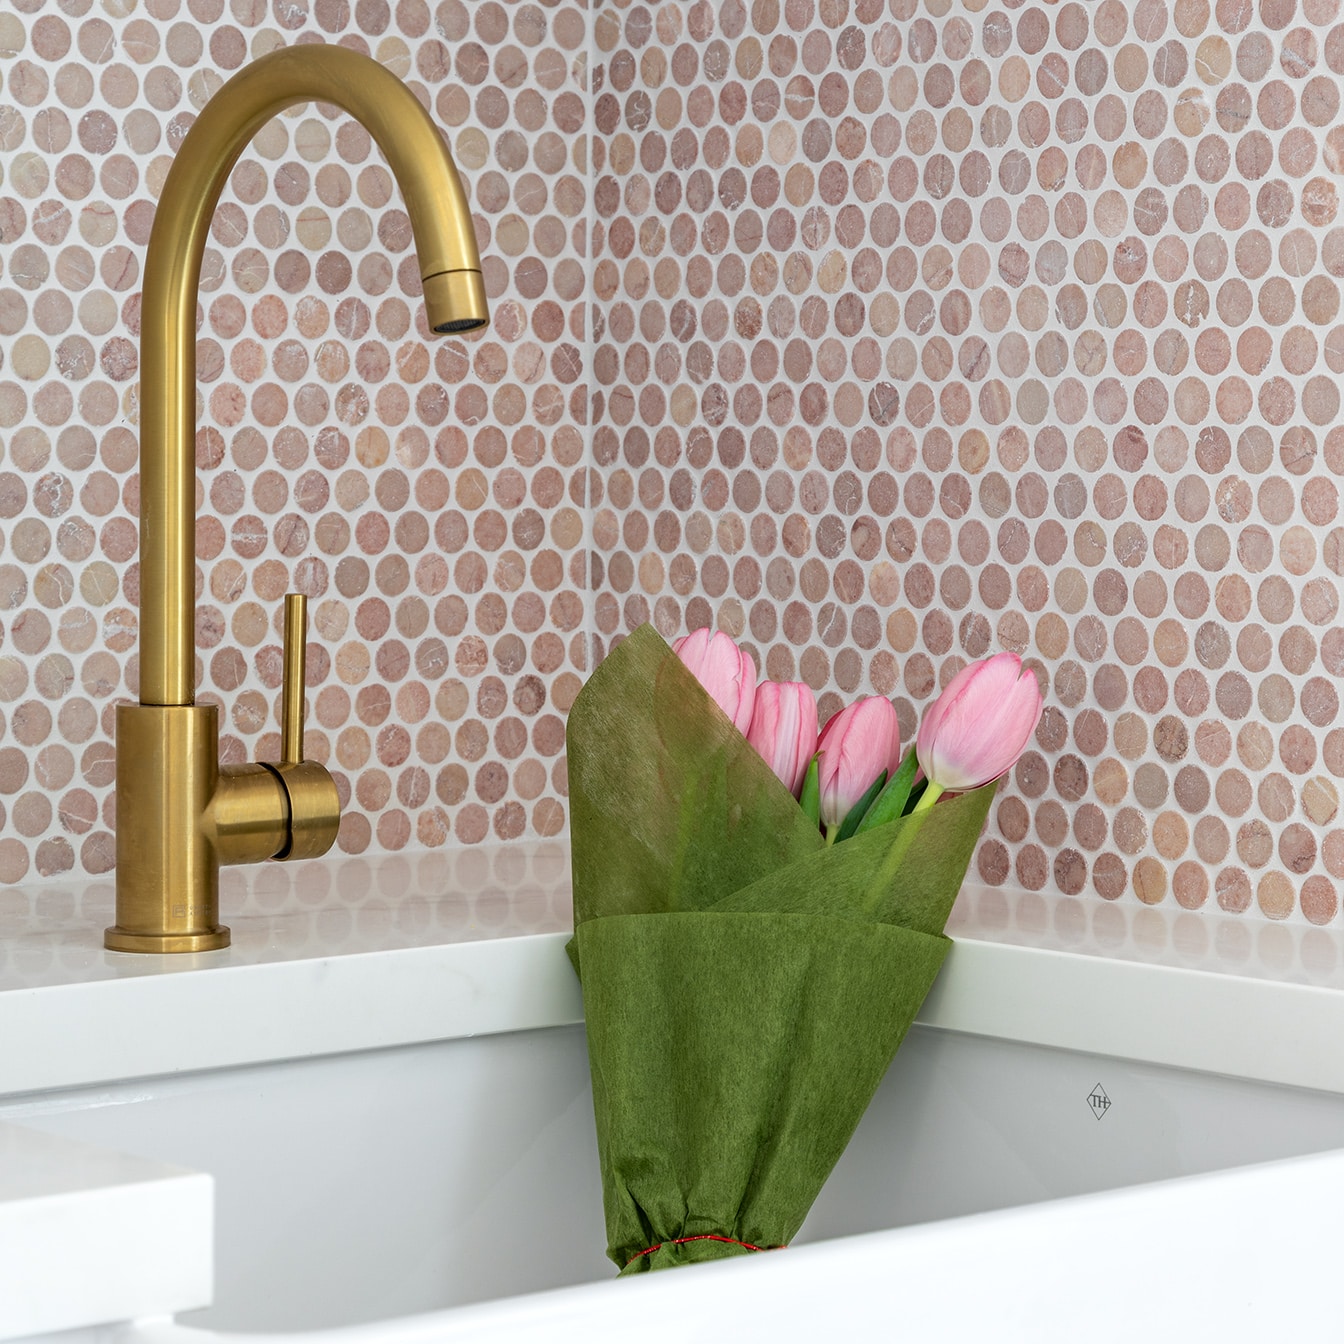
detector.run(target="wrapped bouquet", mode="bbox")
[566,624,1043,1274]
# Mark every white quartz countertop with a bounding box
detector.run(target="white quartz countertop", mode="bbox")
[4,841,1344,1097]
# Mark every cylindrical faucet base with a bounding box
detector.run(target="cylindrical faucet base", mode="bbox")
[107,703,230,953]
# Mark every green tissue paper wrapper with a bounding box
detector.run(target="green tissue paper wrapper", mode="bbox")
[567,624,996,1274]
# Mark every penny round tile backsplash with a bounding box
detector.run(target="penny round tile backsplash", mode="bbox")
[2,0,1343,932]
[0,0,592,881]
[589,0,1344,926]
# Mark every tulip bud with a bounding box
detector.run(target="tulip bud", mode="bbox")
[747,681,819,796]
[815,697,901,832]
[916,652,1043,797]
[672,628,757,735]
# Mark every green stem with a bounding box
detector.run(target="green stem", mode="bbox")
[860,811,925,913]
[860,780,947,912]
[859,782,941,915]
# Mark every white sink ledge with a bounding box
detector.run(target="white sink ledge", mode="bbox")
[3,843,1344,1097]
[0,1123,211,1340]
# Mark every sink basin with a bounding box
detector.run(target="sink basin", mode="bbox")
[8,1014,1344,1337]
[7,848,1344,1341]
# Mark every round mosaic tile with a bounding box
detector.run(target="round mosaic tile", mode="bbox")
[0,0,590,879]
[592,0,1344,924]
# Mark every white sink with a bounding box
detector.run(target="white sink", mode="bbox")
[6,850,1344,1341]
[8,1015,1344,1337]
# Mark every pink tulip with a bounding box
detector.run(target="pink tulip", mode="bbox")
[916,652,1043,797]
[747,681,819,796]
[672,628,757,734]
[815,697,901,831]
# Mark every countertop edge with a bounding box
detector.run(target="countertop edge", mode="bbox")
[0,934,584,1097]
[4,930,1344,1098]
[922,938,1344,1095]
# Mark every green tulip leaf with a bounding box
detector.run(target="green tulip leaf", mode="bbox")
[854,744,920,834]
[798,754,821,829]
[835,769,887,843]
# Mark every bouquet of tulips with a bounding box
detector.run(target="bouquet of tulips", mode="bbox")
[566,623,1042,1275]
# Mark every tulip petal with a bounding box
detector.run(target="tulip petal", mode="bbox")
[673,628,758,735]
[747,682,819,795]
[915,652,1043,793]
[815,696,901,828]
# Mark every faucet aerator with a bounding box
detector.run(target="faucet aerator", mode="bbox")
[421,267,490,335]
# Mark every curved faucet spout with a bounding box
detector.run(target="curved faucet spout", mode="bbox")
[109,45,487,953]
[140,43,487,707]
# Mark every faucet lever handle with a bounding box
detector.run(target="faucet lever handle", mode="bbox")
[280,592,307,765]
[271,590,340,862]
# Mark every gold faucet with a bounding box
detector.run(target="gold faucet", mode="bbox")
[106,45,488,953]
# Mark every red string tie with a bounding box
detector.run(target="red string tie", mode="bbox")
[625,1234,786,1267]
